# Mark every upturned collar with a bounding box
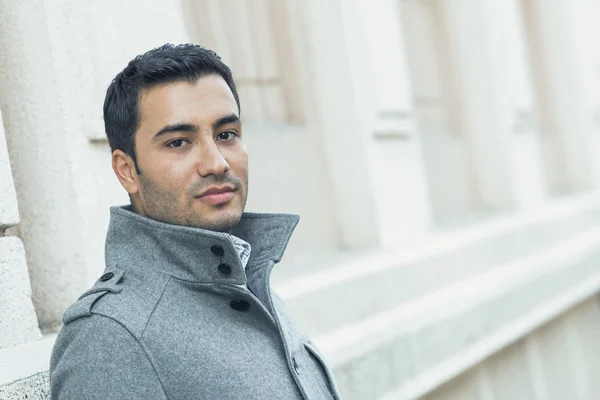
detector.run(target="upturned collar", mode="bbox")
[104,206,299,284]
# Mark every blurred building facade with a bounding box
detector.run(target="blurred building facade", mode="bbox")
[2,0,600,398]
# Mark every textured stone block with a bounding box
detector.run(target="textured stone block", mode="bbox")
[0,115,20,229]
[0,237,40,347]
[0,371,49,400]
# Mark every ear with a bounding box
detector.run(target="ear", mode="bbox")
[112,149,139,195]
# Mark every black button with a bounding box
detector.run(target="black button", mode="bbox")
[99,272,114,282]
[210,245,225,257]
[230,299,250,312]
[218,264,232,276]
[292,357,300,374]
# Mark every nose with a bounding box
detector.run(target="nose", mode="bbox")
[196,141,230,177]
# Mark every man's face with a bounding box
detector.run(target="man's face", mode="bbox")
[118,74,248,232]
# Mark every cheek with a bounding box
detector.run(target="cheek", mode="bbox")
[223,147,248,176]
[165,159,192,178]
[234,148,249,172]
[143,157,193,192]
[235,155,249,185]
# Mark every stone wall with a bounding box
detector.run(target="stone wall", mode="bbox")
[0,112,40,348]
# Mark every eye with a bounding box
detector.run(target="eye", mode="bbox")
[167,139,188,148]
[217,131,238,141]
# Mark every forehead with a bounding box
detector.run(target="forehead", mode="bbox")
[138,75,238,129]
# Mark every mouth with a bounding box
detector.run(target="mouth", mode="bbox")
[195,186,236,206]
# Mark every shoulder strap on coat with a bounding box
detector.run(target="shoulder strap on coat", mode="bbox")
[62,267,126,325]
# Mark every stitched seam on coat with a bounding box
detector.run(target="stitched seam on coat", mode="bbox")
[141,275,172,338]
[92,314,169,400]
[261,264,310,400]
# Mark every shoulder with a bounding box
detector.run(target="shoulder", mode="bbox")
[61,265,171,338]
[51,266,172,397]
[50,312,168,400]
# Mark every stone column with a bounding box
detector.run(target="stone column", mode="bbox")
[281,0,383,248]
[0,112,40,347]
[477,0,549,209]
[0,0,189,331]
[393,0,549,218]
[521,0,596,193]
[564,0,600,188]
[437,0,548,212]
[0,0,89,332]
[357,0,434,244]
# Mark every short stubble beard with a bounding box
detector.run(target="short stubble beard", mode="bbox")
[136,170,248,232]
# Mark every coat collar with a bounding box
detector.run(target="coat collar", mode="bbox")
[105,205,299,284]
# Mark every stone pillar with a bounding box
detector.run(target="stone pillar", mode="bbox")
[396,0,549,219]
[282,0,382,248]
[0,0,189,331]
[399,0,481,223]
[521,0,596,193]
[477,0,548,209]
[438,0,548,212]
[0,0,89,332]
[357,0,434,244]
[564,0,600,188]
[0,112,40,347]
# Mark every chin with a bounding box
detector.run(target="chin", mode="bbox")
[192,209,243,232]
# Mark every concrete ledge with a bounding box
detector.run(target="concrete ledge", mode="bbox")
[318,227,600,364]
[321,230,600,399]
[0,372,49,400]
[378,271,600,400]
[0,334,56,386]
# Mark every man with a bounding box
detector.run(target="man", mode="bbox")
[50,44,340,400]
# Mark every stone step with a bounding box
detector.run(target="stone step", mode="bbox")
[275,198,600,338]
[319,228,600,400]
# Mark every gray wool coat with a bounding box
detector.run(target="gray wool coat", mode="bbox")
[49,206,340,400]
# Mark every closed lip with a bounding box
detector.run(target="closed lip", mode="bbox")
[196,186,235,198]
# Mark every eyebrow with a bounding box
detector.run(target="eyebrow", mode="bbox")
[152,123,198,140]
[212,113,241,130]
[152,113,241,140]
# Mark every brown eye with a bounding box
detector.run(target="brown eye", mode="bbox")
[167,139,187,148]
[217,131,237,141]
